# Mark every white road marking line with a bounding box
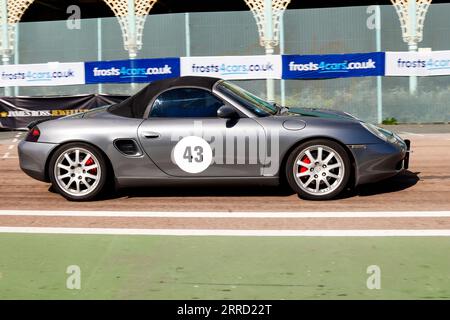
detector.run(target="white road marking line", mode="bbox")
[12,138,18,143]
[0,227,450,237]
[1,210,450,218]
[8,145,14,150]
[1,152,10,159]
[399,133,450,138]
[400,132,425,137]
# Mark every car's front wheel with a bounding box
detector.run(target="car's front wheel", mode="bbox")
[285,139,351,200]
[49,142,107,201]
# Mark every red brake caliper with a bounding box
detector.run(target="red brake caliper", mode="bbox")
[299,156,311,173]
[85,158,97,174]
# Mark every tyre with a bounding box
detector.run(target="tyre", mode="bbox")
[49,142,108,201]
[285,139,351,200]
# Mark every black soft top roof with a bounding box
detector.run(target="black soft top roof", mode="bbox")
[108,76,222,118]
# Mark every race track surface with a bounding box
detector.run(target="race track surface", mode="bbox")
[0,126,450,231]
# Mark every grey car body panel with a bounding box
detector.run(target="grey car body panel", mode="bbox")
[33,115,167,184]
[137,117,267,177]
[351,142,406,185]
[252,114,405,184]
[18,140,57,181]
[18,77,408,189]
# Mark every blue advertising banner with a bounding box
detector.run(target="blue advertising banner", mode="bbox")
[84,57,180,84]
[282,52,385,79]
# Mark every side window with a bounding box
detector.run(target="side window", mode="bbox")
[150,88,225,118]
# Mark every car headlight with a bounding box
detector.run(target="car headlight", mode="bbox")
[361,122,397,143]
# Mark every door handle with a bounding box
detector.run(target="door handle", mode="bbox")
[143,131,160,139]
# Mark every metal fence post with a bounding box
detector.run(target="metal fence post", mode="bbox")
[280,11,285,106]
[185,12,190,57]
[97,18,103,94]
[1,0,11,96]
[376,5,383,124]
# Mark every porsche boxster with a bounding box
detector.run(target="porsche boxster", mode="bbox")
[18,76,410,201]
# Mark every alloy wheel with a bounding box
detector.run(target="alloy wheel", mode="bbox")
[293,145,345,196]
[53,147,102,197]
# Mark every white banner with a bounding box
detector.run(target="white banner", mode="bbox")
[424,51,450,76]
[180,55,282,80]
[386,51,450,76]
[0,62,85,87]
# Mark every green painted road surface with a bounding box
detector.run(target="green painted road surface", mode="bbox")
[1,234,450,299]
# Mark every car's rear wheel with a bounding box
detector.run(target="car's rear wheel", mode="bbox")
[285,139,351,200]
[49,143,107,201]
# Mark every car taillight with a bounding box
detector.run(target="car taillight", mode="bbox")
[25,127,40,142]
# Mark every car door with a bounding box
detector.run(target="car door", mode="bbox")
[137,87,267,177]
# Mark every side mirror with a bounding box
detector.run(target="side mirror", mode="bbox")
[217,105,239,119]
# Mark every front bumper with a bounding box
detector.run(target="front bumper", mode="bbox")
[18,140,58,182]
[403,139,411,170]
[351,138,410,186]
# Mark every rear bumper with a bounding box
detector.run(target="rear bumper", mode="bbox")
[18,140,58,182]
[352,139,410,186]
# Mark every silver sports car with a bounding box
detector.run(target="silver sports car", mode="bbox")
[18,76,410,201]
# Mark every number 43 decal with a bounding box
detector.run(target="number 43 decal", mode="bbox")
[183,146,204,163]
[173,136,213,174]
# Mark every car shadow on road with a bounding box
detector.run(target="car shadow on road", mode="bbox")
[98,170,420,200]
[107,183,296,199]
[340,170,420,199]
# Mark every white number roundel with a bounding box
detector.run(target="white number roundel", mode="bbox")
[172,136,213,174]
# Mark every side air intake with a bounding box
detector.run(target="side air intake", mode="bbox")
[113,139,142,156]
